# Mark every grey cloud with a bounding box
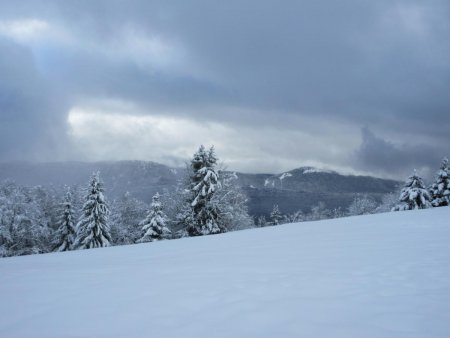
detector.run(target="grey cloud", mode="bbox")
[0,0,449,174]
[353,127,447,179]
[62,2,450,127]
[0,37,68,161]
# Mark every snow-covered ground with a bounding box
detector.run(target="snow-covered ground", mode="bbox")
[1,208,450,338]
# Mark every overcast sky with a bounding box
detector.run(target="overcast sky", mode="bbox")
[0,0,449,179]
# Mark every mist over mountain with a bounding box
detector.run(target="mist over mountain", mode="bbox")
[0,161,400,217]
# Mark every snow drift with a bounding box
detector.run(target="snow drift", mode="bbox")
[1,208,449,337]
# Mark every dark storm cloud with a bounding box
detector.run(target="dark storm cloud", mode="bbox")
[0,0,449,176]
[353,128,447,179]
[36,0,450,122]
[0,37,69,160]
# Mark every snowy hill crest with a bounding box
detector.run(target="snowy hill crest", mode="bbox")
[0,208,449,337]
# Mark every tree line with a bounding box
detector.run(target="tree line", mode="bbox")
[0,147,448,257]
[0,145,253,257]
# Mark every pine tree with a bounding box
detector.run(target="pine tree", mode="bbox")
[138,192,172,242]
[430,157,450,207]
[74,172,112,249]
[54,187,76,252]
[185,145,224,236]
[270,204,283,225]
[393,170,431,211]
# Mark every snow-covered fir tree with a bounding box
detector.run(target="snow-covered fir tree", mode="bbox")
[430,157,450,207]
[270,204,283,225]
[138,192,172,242]
[74,172,112,249]
[393,170,431,211]
[184,145,225,236]
[53,187,76,252]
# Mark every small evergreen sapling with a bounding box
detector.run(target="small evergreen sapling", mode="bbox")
[270,204,283,225]
[138,192,172,242]
[430,157,450,207]
[393,170,431,211]
[54,187,76,252]
[74,172,112,249]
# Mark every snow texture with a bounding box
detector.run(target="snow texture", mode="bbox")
[302,167,333,174]
[264,178,275,187]
[0,208,450,337]
[279,172,293,180]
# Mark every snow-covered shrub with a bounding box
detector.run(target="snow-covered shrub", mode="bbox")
[347,195,378,216]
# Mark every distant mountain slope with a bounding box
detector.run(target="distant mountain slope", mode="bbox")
[0,161,399,216]
[238,167,397,193]
[237,167,399,216]
[1,208,449,337]
[0,161,182,202]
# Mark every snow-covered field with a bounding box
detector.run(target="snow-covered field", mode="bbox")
[1,208,449,338]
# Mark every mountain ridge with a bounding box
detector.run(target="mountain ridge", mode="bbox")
[0,161,400,217]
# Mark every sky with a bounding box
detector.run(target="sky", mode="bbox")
[0,0,449,179]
